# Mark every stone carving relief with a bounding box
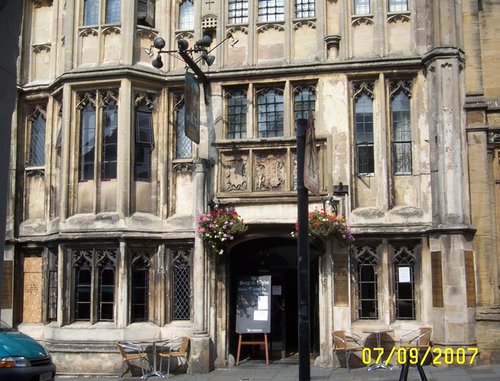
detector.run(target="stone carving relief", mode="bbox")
[387,13,411,24]
[254,152,286,191]
[389,79,412,99]
[256,23,285,34]
[226,25,248,36]
[102,26,121,36]
[79,27,99,38]
[352,80,375,100]
[293,20,316,31]
[222,154,248,192]
[351,16,374,27]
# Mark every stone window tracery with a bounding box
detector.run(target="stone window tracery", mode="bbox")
[27,106,46,167]
[71,248,117,323]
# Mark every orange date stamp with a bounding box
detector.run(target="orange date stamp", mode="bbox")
[361,347,479,366]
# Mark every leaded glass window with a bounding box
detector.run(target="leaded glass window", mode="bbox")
[83,0,99,25]
[228,0,249,24]
[389,0,408,12]
[354,246,378,319]
[175,97,192,159]
[257,88,284,138]
[227,89,247,139]
[179,0,194,29]
[72,248,117,323]
[171,248,192,320]
[102,104,118,180]
[354,0,370,15]
[391,85,412,175]
[131,251,153,322]
[393,245,416,320]
[135,106,154,181]
[295,0,315,18]
[105,0,121,24]
[293,85,316,122]
[28,108,46,166]
[258,0,285,22]
[355,92,374,175]
[79,102,96,181]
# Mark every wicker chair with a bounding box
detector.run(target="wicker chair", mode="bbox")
[332,330,365,372]
[116,341,151,377]
[158,337,190,379]
[399,327,434,364]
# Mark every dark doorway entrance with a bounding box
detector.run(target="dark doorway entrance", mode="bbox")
[228,237,320,361]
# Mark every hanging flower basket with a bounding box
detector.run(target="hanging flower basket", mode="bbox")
[197,209,248,255]
[292,209,354,246]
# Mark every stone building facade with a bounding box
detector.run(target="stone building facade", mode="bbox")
[1,0,499,375]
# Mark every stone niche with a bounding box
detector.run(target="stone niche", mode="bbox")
[351,17,374,58]
[225,28,248,67]
[292,21,317,61]
[387,14,412,55]
[256,24,285,63]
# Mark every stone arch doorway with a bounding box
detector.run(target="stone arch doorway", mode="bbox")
[227,235,321,362]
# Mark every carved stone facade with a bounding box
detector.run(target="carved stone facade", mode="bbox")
[2,0,500,376]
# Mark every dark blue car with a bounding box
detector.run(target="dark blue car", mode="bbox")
[0,327,56,381]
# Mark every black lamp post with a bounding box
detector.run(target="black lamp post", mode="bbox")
[296,118,311,381]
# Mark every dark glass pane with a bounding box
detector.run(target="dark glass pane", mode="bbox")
[78,286,91,302]
[357,145,374,174]
[397,301,414,319]
[80,106,96,181]
[360,284,376,299]
[100,303,113,320]
[131,264,149,322]
[360,265,375,281]
[76,303,91,320]
[78,268,91,284]
[360,301,377,319]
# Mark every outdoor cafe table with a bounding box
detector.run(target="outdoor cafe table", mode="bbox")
[362,328,394,371]
[141,339,167,379]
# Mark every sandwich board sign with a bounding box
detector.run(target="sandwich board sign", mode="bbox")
[235,275,271,334]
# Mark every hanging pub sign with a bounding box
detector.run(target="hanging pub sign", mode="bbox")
[304,112,320,196]
[184,72,200,144]
[235,275,272,334]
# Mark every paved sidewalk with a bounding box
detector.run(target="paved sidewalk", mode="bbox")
[55,360,500,381]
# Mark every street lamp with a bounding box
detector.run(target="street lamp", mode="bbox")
[148,33,237,84]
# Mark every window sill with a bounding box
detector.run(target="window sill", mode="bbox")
[25,166,45,177]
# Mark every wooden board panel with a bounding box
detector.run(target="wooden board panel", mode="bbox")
[464,251,476,307]
[431,251,443,308]
[334,254,349,306]
[22,256,42,323]
[2,261,13,308]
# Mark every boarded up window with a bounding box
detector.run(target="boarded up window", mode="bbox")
[334,254,349,306]
[23,256,43,323]
[2,261,13,308]
[431,251,443,308]
[464,251,476,308]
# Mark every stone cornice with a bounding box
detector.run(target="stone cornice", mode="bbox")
[18,56,425,95]
[421,47,465,67]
